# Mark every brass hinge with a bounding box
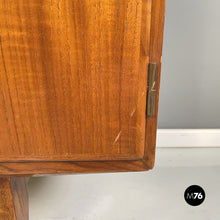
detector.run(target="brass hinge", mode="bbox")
[146,63,158,116]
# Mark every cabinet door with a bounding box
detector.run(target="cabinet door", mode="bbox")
[0,0,165,175]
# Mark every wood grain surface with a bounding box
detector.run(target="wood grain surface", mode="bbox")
[0,0,166,175]
[0,0,151,162]
[0,177,28,219]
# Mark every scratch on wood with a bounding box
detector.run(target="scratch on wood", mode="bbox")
[113,131,122,144]
[130,107,136,117]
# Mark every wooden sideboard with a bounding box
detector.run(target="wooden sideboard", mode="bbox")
[0,0,165,219]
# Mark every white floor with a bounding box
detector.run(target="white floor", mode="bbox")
[28,148,220,220]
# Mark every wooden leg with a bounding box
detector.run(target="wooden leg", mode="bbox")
[0,177,29,220]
